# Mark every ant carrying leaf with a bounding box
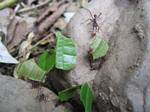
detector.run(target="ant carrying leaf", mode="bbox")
[88,49,106,70]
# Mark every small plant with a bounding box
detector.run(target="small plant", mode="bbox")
[14,31,77,83]
[58,83,94,112]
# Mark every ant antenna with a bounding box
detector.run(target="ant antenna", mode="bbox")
[83,7,94,19]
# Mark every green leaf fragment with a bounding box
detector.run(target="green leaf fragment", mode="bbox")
[90,37,109,60]
[39,50,55,72]
[14,59,46,82]
[58,85,81,102]
[80,83,94,112]
[55,32,77,70]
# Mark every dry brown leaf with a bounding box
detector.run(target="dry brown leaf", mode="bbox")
[0,8,13,37]
[53,18,67,31]
[19,32,35,61]
[6,17,28,52]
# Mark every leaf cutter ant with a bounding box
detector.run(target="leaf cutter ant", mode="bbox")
[35,89,49,103]
[83,8,102,37]
[36,92,48,103]
[88,48,107,70]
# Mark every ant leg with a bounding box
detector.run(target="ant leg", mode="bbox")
[93,26,98,35]
[44,95,48,103]
[81,19,90,24]
[97,25,100,31]
[93,25,95,31]
[98,26,107,37]
[83,7,94,19]
[87,22,92,26]
[97,12,102,19]
[81,19,92,24]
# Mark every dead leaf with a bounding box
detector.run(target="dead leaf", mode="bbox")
[64,12,75,23]
[6,17,28,52]
[0,40,18,64]
[53,18,67,31]
[19,32,34,61]
[79,0,88,7]
[0,8,13,36]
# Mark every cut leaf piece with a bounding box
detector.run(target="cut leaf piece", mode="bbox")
[90,37,109,60]
[80,83,94,112]
[58,85,81,102]
[14,59,46,82]
[55,32,77,70]
[0,40,18,64]
[38,50,55,72]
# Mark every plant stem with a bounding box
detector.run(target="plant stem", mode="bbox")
[17,0,52,14]
[0,0,20,10]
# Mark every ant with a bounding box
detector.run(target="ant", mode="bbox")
[36,92,48,103]
[35,87,49,103]
[83,8,102,37]
[88,48,107,70]
[27,80,48,102]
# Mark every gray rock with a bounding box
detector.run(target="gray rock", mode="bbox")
[0,75,73,112]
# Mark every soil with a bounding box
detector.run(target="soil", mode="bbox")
[93,0,149,112]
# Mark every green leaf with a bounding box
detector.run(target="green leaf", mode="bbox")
[90,37,109,60]
[14,59,46,82]
[80,83,93,112]
[58,85,81,102]
[55,32,77,70]
[38,50,55,72]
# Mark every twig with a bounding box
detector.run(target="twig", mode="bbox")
[17,33,53,59]
[32,33,53,49]
[17,0,52,14]
[36,0,70,33]
[35,1,65,25]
